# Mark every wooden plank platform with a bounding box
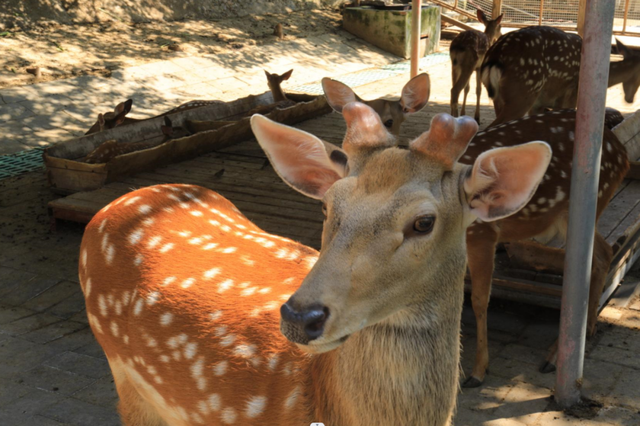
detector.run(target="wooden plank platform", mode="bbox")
[48,106,640,309]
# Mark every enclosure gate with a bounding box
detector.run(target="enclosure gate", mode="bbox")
[431,0,640,35]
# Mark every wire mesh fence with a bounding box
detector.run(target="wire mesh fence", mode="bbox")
[432,0,640,35]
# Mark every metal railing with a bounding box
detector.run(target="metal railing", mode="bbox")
[432,0,640,35]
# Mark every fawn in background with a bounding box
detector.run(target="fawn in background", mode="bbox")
[449,8,503,123]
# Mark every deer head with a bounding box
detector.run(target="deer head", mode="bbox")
[477,9,503,45]
[321,73,431,137]
[86,99,133,135]
[615,39,640,103]
[251,104,551,353]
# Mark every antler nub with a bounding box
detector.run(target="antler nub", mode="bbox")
[342,102,396,156]
[410,113,478,170]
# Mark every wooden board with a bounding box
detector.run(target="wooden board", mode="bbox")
[48,107,640,309]
[44,92,330,195]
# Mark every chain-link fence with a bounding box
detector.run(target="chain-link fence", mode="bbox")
[432,0,640,35]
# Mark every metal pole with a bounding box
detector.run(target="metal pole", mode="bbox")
[411,0,422,78]
[555,0,615,408]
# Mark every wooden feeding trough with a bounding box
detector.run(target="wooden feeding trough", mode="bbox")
[48,105,640,310]
[43,92,330,195]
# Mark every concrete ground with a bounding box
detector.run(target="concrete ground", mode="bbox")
[2,23,640,426]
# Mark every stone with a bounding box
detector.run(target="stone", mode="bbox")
[44,351,111,379]
[38,397,120,426]
[17,364,96,397]
[72,375,118,408]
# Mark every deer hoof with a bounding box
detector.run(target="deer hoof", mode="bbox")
[539,361,556,374]
[462,376,484,388]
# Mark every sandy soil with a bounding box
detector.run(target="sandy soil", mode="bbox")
[0,9,343,89]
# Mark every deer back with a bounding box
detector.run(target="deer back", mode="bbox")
[481,26,582,100]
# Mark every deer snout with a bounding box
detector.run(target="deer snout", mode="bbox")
[280,301,329,344]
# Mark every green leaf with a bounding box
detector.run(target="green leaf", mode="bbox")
[0,32,11,37]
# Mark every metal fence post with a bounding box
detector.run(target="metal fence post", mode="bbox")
[555,0,615,408]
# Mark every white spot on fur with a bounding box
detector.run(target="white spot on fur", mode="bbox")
[181,278,196,289]
[245,396,267,418]
[160,312,174,326]
[209,394,222,411]
[160,243,175,253]
[221,407,237,424]
[213,360,228,376]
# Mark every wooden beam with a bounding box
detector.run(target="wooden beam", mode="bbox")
[441,15,476,32]
[577,0,587,37]
[492,0,503,19]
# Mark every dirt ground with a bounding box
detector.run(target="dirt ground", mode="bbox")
[0,9,343,89]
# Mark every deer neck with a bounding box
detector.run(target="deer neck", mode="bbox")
[305,270,465,426]
[269,83,289,103]
[608,59,635,87]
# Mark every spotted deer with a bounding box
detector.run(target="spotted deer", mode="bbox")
[321,73,430,136]
[457,109,629,387]
[481,26,640,125]
[79,102,552,425]
[264,69,296,108]
[450,9,503,122]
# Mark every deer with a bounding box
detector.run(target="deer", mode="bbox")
[480,26,640,126]
[454,109,630,387]
[79,102,552,425]
[321,72,431,137]
[264,69,296,109]
[449,8,503,123]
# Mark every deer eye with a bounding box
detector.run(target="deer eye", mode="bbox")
[413,216,435,234]
[384,119,393,128]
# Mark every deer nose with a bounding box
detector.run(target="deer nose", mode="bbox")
[280,302,329,344]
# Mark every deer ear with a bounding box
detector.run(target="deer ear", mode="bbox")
[495,13,504,25]
[464,142,552,221]
[477,9,488,24]
[400,73,430,114]
[281,69,294,80]
[616,39,633,59]
[322,78,363,113]
[113,99,132,126]
[251,115,348,199]
[264,70,271,79]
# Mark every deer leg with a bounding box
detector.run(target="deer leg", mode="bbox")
[474,68,482,123]
[109,360,168,425]
[461,81,471,117]
[537,232,613,373]
[463,224,499,388]
[451,65,474,118]
[587,232,613,336]
[489,90,540,126]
